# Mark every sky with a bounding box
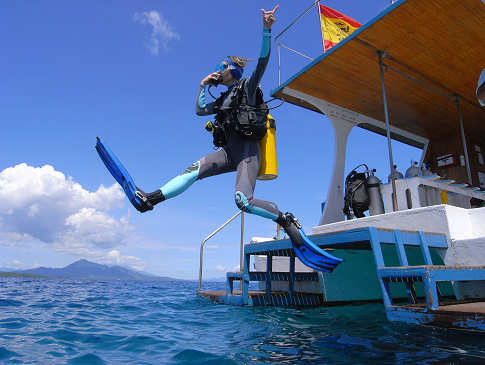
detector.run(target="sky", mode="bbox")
[0,0,422,279]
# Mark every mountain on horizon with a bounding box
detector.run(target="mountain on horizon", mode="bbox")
[15,259,180,281]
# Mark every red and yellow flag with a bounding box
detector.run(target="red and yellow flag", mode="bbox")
[319,5,361,52]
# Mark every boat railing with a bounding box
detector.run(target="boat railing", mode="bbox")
[274,1,320,85]
[198,211,284,293]
[198,211,244,292]
[380,175,485,211]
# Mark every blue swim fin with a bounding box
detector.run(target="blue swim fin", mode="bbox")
[279,213,343,272]
[95,137,151,212]
[292,228,343,272]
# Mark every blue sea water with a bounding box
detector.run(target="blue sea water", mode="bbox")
[1,278,485,364]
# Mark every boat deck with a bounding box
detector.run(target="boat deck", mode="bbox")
[199,290,324,307]
[387,301,485,331]
[436,302,485,314]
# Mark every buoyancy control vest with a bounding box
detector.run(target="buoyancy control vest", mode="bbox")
[215,78,269,142]
[343,169,369,219]
[343,165,385,219]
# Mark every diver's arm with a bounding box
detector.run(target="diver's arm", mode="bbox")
[245,29,271,97]
[196,72,221,116]
[196,86,217,116]
[246,6,278,99]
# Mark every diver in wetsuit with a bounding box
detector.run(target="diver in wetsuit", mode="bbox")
[133,7,342,271]
[136,6,283,225]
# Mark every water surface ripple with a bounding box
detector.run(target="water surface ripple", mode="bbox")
[0,278,484,364]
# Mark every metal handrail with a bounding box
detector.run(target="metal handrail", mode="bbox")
[274,0,319,42]
[197,210,244,292]
[275,1,320,85]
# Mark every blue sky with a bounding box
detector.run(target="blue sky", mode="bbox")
[0,0,421,279]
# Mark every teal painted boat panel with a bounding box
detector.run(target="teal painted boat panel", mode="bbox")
[322,245,453,302]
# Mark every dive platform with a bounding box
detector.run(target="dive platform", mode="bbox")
[199,224,485,331]
[199,226,447,307]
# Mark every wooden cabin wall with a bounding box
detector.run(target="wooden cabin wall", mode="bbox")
[425,133,485,187]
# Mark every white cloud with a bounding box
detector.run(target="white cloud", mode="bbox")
[7,259,23,269]
[133,10,180,55]
[0,163,145,269]
[216,265,226,272]
[107,249,145,270]
[63,208,133,249]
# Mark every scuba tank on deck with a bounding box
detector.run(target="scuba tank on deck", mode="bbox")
[343,164,384,219]
[388,164,404,182]
[405,161,421,177]
[421,161,434,176]
[367,170,385,215]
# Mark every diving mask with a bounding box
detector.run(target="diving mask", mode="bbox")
[214,58,244,80]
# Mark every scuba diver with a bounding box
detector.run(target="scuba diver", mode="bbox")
[96,6,342,272]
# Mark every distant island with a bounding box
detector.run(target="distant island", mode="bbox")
[0,272,47,278]
[0,259,181,281]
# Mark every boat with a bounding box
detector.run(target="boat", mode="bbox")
[198,0,485,332]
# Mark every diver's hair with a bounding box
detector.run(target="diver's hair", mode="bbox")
[227,56,252,68]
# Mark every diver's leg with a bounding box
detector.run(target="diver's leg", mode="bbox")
[233,141,281,220]
[136,148,234,212]
[231,140,343,271]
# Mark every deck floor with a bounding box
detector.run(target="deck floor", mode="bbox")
[396,301,485,315]
[198,290,324,307]
[389,301,485,331]
[199,290,285,298]
[434,302,485,314]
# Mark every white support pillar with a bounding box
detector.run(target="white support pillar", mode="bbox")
[281,88,361,225]
[318,116,355,225]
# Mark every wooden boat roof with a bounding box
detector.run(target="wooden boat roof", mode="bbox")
[271,0,485,145]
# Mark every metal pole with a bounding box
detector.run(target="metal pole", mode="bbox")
[239,212,244,289]
[317,0,325,53]
[456,96,473,185]
[278,44,281,86]
[274,0,319,42]
[277,43,313,61]
[378,51,398,211]
[198,210,242,292]
[239,211,244,272]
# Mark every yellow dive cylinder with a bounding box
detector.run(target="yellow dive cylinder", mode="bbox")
[257,114,278,180]
[440,190,448,204]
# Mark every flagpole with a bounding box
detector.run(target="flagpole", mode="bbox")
[317,1,326,53]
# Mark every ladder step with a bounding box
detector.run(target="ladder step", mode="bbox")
[251,292,323,307]
[226,272,243,279]
[249,271,319,282]
[226,271,319,282]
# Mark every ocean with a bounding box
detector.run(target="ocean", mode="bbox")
[1,278,484,365]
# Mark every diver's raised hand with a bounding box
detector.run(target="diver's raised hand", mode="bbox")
[261,5,279,29]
